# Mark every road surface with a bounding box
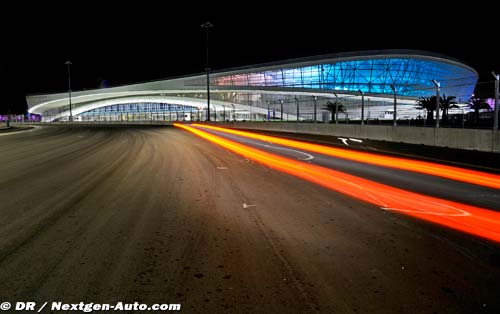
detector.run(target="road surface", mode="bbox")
[0,126,499,314]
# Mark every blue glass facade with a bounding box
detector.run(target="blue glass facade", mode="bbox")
[213,58,477,99]
[81,102,197,115]
[73,102,200,122]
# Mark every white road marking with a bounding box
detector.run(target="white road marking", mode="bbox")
[349,138,363,143]
[338,137,349,145]
[254,143,314,161]
[0,127,37,136]
[381,206,471,217]
[243,203,256,209]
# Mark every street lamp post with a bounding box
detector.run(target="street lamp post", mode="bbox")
[267,101,270,122]
[279,99,284,121]
[492,72,499,130]
[390,84,397,126]
[313,96,317,123]
[333,92,339,125]
[65,61,73,122]
[201,21,213,121]
[231,103,236,121]
[358,90,365,125]
[6,103,10,127]
[432,80,441,128]
[295,97,299,122]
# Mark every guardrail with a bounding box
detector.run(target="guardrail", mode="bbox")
[12,121,175,127]
[9,121,499,153]
[198,121,500,153]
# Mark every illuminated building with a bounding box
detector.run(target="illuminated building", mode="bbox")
[27,50,477,122]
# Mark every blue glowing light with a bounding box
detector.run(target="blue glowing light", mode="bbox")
[213,58,477,99]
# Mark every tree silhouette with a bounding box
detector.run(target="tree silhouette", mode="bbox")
[440,94,458,123]
[416,96,437,125]
[323,100,345,123]
[468,97,490,124]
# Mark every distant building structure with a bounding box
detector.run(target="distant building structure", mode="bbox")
[26,50,478,122]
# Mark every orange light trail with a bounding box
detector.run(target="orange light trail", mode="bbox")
[192,124,500,190]
[176,123,500,243]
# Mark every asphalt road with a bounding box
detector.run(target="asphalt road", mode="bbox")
[0,126,499,314]
[196,126,500,211]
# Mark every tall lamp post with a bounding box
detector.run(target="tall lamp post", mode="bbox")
[279,99,284,121]
[201,21,213,121]
[492,72,499,130]
[65,61,73,122]
[267,101,270,122]
[6,103,10,127]
[313,96,317,123]
[358,90,365,125]
[390,84,397,126]
[295,97,299,122]
[333,92,339,124]
[432,80,441,128]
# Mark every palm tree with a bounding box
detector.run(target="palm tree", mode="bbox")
[468,97,490,124]
[416,96,437,125]
[440,94,458,123]
[323,100,345,123]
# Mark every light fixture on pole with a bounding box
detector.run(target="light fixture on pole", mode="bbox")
[333,92,339,124]
[201,21,213,121]
[65,61,73,122]
[432,80,441,128]
[313,96,317,123]
[390,84,397,126]
[267,101,270,122]
[295,97,299,122]
[279,99,284,121]
[492,72,499,130]
[6,103,10,127]
[358,89,365,125]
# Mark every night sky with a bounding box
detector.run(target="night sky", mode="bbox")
[1,4,498,114]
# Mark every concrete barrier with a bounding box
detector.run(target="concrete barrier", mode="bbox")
[13,121,500,153]
[14,121,174,127]
[199,122,500,153]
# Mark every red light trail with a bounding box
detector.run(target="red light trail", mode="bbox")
[192,124,500,190]
[176,123,500,244]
